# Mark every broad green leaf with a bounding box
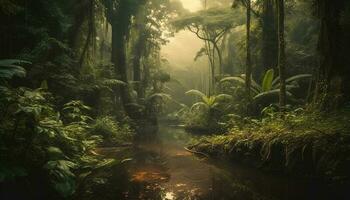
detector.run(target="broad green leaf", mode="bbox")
[262,69,274,92]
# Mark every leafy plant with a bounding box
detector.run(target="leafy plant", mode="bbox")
[91,116,134,144]
[184,89,232,130]
[186,89,232,111]
[44,160,77,197]
[62,100,93,123]
[0,59,30,83]
[220,69,312,103]
[0,87,106,198]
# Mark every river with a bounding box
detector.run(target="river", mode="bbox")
[91,125,349,200]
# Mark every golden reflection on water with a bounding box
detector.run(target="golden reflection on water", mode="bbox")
[163,191,175,200]
[131,167,170,183]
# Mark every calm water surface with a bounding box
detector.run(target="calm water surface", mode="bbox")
[97,125,349,200]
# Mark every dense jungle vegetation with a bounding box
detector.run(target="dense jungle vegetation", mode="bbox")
[1,0,350,199]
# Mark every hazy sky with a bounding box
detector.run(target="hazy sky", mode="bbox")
[161,0,204,69]
[179,0,202,12]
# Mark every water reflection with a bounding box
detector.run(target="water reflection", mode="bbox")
[163,191,174,200]
[118,125,349,200]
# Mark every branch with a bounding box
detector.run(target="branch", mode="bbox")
[236,0,260,18]
[187,25,212,42]
[214,26,231,42]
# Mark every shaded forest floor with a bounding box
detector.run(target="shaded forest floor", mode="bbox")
[188,110,350,183]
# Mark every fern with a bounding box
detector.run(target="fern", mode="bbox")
[0,59,30,82]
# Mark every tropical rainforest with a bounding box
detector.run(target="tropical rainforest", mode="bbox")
[1,0,350,199]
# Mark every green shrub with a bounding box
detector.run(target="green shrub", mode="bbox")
[91,116,135,144]
[0,88,107,198]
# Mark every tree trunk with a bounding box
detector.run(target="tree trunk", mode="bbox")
[314,0,346,110]
[245,0,252,97]
[213,42,223,78]
[69,0,88,49]
[132,4,148,99]
[204,40,215,95]
[262,0,278,72]
[277,0,286,109]
[142,61,149,98]
[111,22,132,109]
[78,0,94,68]
[132,33,145,99]
[212,42,216,93]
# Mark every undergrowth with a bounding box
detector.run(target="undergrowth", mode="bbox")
[189,107,350,182]
[91,116,135,146]
[0,87,134,198]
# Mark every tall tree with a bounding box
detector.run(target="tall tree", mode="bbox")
[277,0,286,109]
[131,5,147,99]
[173,8,242,94]
[313,0,349,110]
[245,0,252,97]
[262,0,278,72]
[104,0,145,113]
[130,0,182,99]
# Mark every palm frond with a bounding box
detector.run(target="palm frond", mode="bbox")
[253,89,294,101]
[194,47,207,61]
[0,59,31,66]
[185,89,206,98]
[249,76,263,92]
[221,76,260,95]
[272,74,312,89]
[102,79,127,86]
[190,102,208,111]
[220,76,245,85]
[253,89,280,100]
[0,59,30,81]
[272,76,280,88]
[286,74,312,84]
[147,93,172,101]
[215,94,233,101]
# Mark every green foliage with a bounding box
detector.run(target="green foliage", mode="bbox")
[220,69,312,104]
[172,7,244,31]
[44,160,77,197]
[261,69,274,92]
[186,90,232,111]
[147,93,173,102]
[91,116,135,144]
[0,59,30,83]
[182,89,232,131]
[101,79,127,89]
[0,87,117,198]
[189,109,350,181]
[62,100,92,123]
